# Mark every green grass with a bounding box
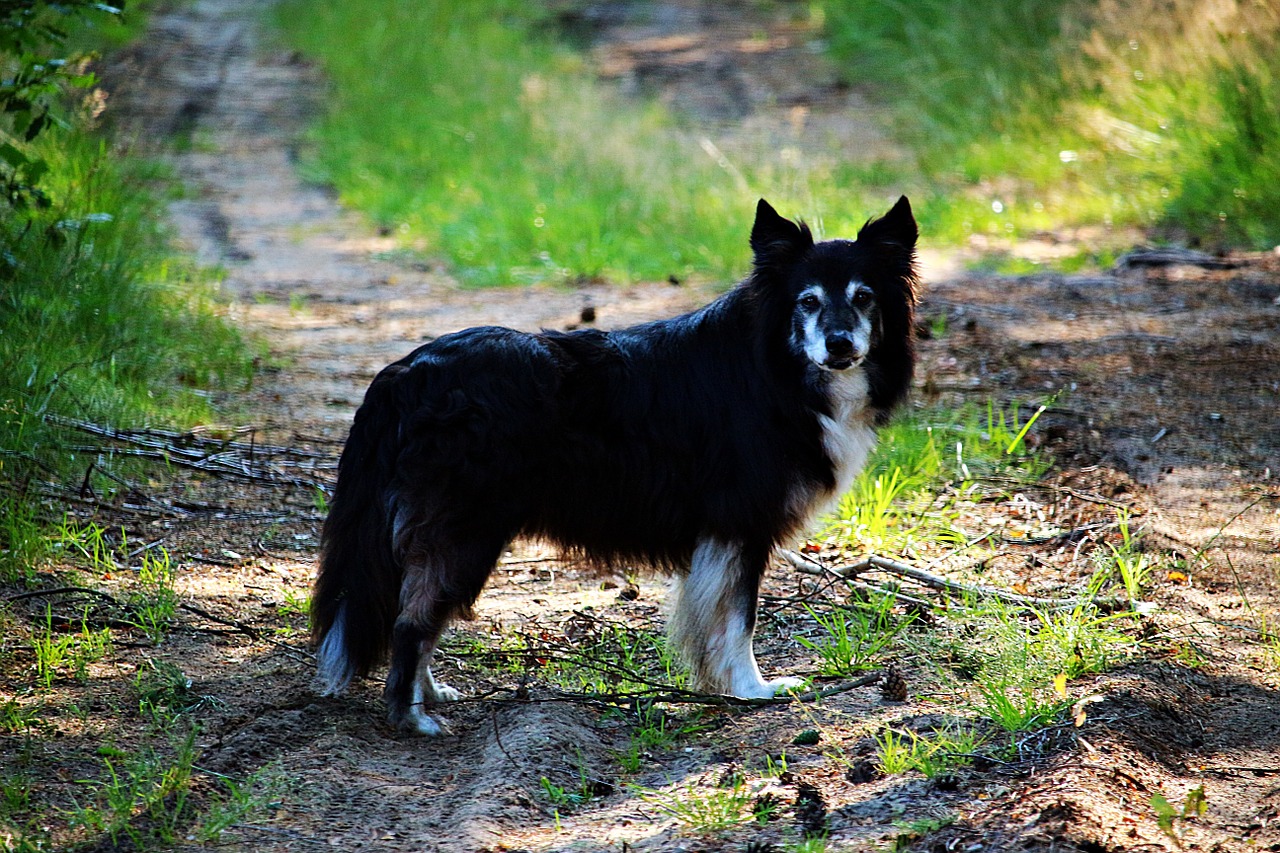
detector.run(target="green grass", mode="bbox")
[824,400,1054,555]
[638,777,763,832]
[69,728,201,849]
[32,605,112,688]
[0,128,255,573]
[128,544,178,644]
[796,594,913,676]
[267,0,894,287]
[271,0,1280,290]
[822,0,1280,249]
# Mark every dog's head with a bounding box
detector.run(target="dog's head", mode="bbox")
[750,197,918,374]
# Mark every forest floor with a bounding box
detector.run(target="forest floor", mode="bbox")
[3,1,1279,851]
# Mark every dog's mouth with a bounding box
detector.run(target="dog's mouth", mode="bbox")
[822,355,862,371]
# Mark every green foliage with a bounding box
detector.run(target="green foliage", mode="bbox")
[542,621,684,693]
[874,725,986,777]
[128,544,177,644]
[70,727,200,849]
[0,696,41,734]
[194,768,284,844]
[796,594,913,676]
[538,762,602,810]
[0,496,44,583]
[825,400,1052,555]
[135,659,219,721]
[615,701,711,772]
[32,604,112,687]
[0,0,123,210]
[269,0,892,287]
[0,129,255,579]
[1091,508,1156,606]
[822,0,1280,248]
[976,681,1068,733]
[639,777,758,832]
[1152,784,1207,843]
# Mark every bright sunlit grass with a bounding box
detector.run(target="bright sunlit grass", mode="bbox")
[823,0,1280,250]
[267,0,894,286]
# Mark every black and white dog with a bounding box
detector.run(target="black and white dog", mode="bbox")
[312,198,919,734]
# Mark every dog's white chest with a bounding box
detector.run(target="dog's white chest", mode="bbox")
[819,369,877,498]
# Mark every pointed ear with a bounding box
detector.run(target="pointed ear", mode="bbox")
[857,195,917,251]
[750,199,813,270]
[858,196,919,301]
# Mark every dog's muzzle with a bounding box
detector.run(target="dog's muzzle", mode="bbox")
[822,333,865,370]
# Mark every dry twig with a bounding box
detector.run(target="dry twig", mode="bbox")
[778,549,1125,612]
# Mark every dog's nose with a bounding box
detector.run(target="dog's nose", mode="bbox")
[825,334,854,359]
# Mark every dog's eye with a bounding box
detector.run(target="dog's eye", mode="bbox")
[852,289,873,308]
[799,294,821,310]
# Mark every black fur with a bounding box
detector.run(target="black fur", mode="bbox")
[312,198,919,731]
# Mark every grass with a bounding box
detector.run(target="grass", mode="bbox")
[267,0,904,287]
[1091,508,1157,607]
[874,724,988,778]
[823,399,1054,556]
[638,777,764,832]
[796,594,913,676]
[0,128,256,575]
[32,605,112,688]
[128,544,178,644]
[270,0,1280,291]
[268,0,755,286]
[69,728,201,850]
[822,0,1280,250]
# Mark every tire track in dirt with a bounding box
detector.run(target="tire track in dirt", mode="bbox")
[103,1,712,849]
[107,0,707,442]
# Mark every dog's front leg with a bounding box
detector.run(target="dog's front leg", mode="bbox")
[669,539,803,699]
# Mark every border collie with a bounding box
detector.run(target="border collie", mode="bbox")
[312,198,919,734]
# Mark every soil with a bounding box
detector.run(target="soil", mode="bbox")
[5,0,1279,851]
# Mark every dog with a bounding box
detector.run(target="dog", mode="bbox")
[312,197,919,734]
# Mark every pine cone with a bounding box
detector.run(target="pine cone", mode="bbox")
[794,780,829,838]
[880,664,909,702]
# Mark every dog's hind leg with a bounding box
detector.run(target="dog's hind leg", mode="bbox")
[384,542,500,735]
[669,539,804,699]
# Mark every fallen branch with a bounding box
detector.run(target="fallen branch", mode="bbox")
[48,415,335,491]
[4,585,314,662]
[779,549,1126,612]
[452,672,882,710]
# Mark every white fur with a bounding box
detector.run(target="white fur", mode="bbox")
[817,367,878,511]
[669,540,803,699]
[801,312,828,365]
[316,603,354,695]
[406,664,459,737]
[796,286,829,365]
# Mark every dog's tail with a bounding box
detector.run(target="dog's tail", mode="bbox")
[312,363,409,695]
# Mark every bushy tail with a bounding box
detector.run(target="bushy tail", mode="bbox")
[312,363,410,695]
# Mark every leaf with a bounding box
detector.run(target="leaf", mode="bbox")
[0,143,30,168]
[1053,672,1067,698]
[1182,785,1207,818]
[24,112,48,142]
[1151,792,1178,838]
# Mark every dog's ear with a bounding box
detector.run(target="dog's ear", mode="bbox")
[857,196,918,298]
[857,196,917,253]
[750,199,813,271]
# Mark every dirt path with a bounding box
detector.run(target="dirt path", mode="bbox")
[77,1,1280,851]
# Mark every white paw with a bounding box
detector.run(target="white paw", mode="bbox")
[405,707,444,737]
[429,682,462,703]
[765,676,806,696]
